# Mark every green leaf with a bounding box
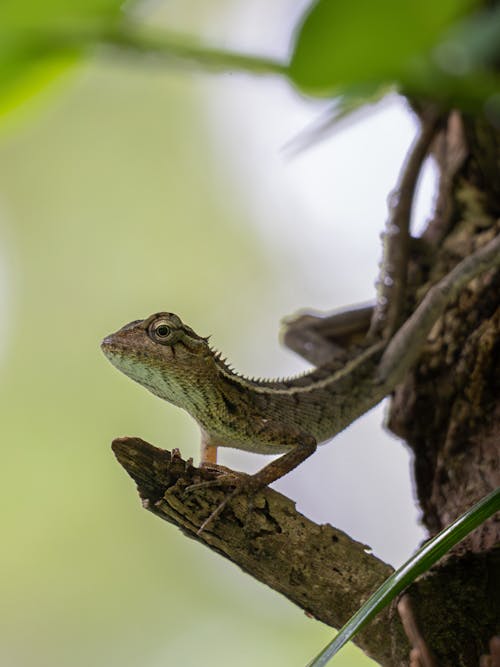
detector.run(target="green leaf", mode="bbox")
[289,0,477,95]
[0,0,125,29]
[0,48,79,123]
[307,486,500,667]
[0,0,125,121]
[402,4,500,109]
[433,3,500,74]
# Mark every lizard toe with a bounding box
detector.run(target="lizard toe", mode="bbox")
[184,470,245,496]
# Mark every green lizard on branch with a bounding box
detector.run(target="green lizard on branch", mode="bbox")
[101,231,500,532]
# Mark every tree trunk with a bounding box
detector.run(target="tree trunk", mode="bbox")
[387,109,500,665]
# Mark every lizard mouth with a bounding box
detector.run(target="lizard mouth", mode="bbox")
[101,335,114,348]
[100,335,130,362]
[100,335,120,356]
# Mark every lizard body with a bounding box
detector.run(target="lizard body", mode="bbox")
[101,313,386,460]
[100,231,500,512]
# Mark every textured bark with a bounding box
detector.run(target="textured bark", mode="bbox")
[112,437,410,667]
[387,109,500,664]
[401,548,500,665]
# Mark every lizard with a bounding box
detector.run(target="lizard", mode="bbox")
[101,231,500,531]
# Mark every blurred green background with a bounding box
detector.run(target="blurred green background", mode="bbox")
[1,58,373,667]
[0,16,379,667]
[7,0,490,664]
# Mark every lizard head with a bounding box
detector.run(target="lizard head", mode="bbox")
[101,312,214,410]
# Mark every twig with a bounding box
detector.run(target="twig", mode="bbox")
[99,25,287,77]
[398,594,438,667]
[281,304,373,365]
[371,109,442,339]
[377,230,500,384]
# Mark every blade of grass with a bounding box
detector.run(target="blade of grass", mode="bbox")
[307,486,500,667]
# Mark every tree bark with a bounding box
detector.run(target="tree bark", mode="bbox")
[112,437,410,666]
[387,109,500,664]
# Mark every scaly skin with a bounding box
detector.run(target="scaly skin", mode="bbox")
[101,313,387,467]
[101,219,500,531]
[101,230,500,525]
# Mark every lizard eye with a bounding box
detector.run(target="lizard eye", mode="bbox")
[150,320,172,343]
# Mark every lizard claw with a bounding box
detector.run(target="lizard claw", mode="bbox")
[184,470,243,495]
[184,471,256,535]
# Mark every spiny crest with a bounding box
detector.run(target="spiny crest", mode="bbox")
[209,343,313,387]
[211,346,236,374]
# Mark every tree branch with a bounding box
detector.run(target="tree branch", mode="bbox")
[111,436,410,666]
[370,109,441,339]
[377,229,500,385]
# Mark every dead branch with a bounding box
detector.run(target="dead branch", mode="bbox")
[111,436,410,666]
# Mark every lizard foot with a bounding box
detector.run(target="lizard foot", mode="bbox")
[185,471,259,535]
[184,468,247,494]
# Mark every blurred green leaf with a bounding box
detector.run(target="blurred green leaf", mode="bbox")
[289,0,477,95]
[403,4,500,110]
[0,0,125,29]
[307,486,500,666]
[0,44,79,121]
[0,0,125,119]
[433,4,500,74]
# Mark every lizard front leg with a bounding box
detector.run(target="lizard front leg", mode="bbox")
[240,422,317,490]
[200,431,218,466]
[188,420,317,534]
